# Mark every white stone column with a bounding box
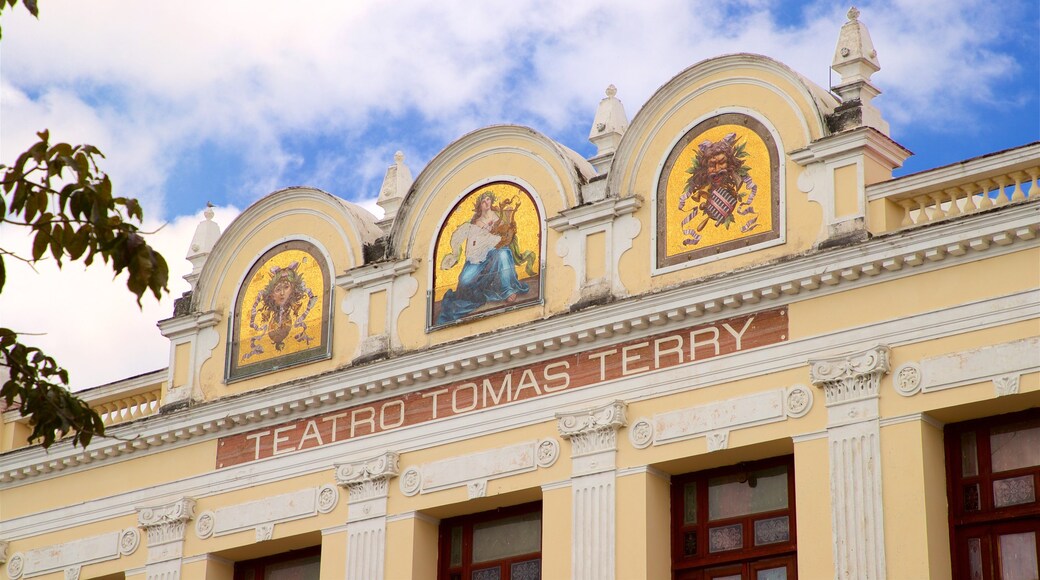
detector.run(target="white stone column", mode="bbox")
[335,451,400,580]
[137,498,196,580]
[556,400,627,580]
[810,346,890,580]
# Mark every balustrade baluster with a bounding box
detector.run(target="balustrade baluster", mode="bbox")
[1010,172,1026,202]
[944,188,962,217]
[1027,168,1039,200]
[993,176,1009,205]
[961,184,979,213]
[914,196,932,223]
[929,193,947,221]
[898,199,915,227]
[977,180,994,210]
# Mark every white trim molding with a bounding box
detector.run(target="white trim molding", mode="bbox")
[810,345,890,580]
[334,452,399,580]
[556,400,627,580]
[136,497,195,580]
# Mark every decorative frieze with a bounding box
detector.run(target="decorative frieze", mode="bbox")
[629,387,811,451]
[193,486,337,540]
[398,439,557,497]
[809,345,890,406]
[3,529,138,579]
[892,338,1038,397]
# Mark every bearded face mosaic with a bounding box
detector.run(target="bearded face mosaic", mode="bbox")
[430,181,541,329]
[227,240,332,380]
[656,113,782,270]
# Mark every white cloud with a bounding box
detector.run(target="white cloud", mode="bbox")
[0,207,240,390]
[1,0,1032,389]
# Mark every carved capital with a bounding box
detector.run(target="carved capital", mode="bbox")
[335,451,400,503]
[137,497,196,546]
[0,540,6,563]
[557,400,627,456]
[809,345,890,406]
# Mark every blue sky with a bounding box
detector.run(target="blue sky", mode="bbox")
[2,0,1038,388]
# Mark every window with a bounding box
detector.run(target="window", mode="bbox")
[672,456,797,580]
[946,409,1040,580]
[438,502,542,580]
[234,547,321,580]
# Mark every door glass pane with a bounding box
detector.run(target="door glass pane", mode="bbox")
[998,531,1038,580]
[754,516,790,545]
[993,475,1036,508]
[968,538,983,580]
[708,465,788,520]
[684,482,698,524]
[708,523,743,553]
[964,483,982,512]
[472,567,501,580]
[758,567,787,580]
[266,555,321,580]
[683,531,698,557]
[510,559,541,580]
[450,525,463,567]
[472,511,541,563]
[991,419,1040,472]
[962,431,979,476]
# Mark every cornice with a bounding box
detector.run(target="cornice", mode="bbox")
[335,258,418,289]
[0,203,1036,486]
[867,142,1039,201]
[546,195,642,232]
[1,291,1034,540]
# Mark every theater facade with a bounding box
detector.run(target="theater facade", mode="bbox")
[2,10,1038,580]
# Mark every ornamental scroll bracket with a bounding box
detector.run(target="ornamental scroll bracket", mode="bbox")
[556,400,628,457]
[809,345,890,407]
[137,497,196,549]
[334,451,401,503]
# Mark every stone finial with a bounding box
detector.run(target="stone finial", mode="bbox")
[588,85,629,173]
[829,7,889,135]
[184,203,221,291]
[832,6,880,84]
[376,151,414,229]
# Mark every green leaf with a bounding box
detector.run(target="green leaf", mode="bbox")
[31,227,50,260]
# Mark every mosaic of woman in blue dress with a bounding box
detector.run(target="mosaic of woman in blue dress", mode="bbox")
[436,191,533,325]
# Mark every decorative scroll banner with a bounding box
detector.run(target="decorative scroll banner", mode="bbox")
[657,113,781,269]
[227,240,332,381]
[216,307,788,468]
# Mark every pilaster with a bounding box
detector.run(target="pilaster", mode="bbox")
[338,259,419,361]
[810,346,889,580]
[335,451,400,579]
[556,400,626,580]
[548,196,641,303]
[137,498,196,580]
[157,311,221,408]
